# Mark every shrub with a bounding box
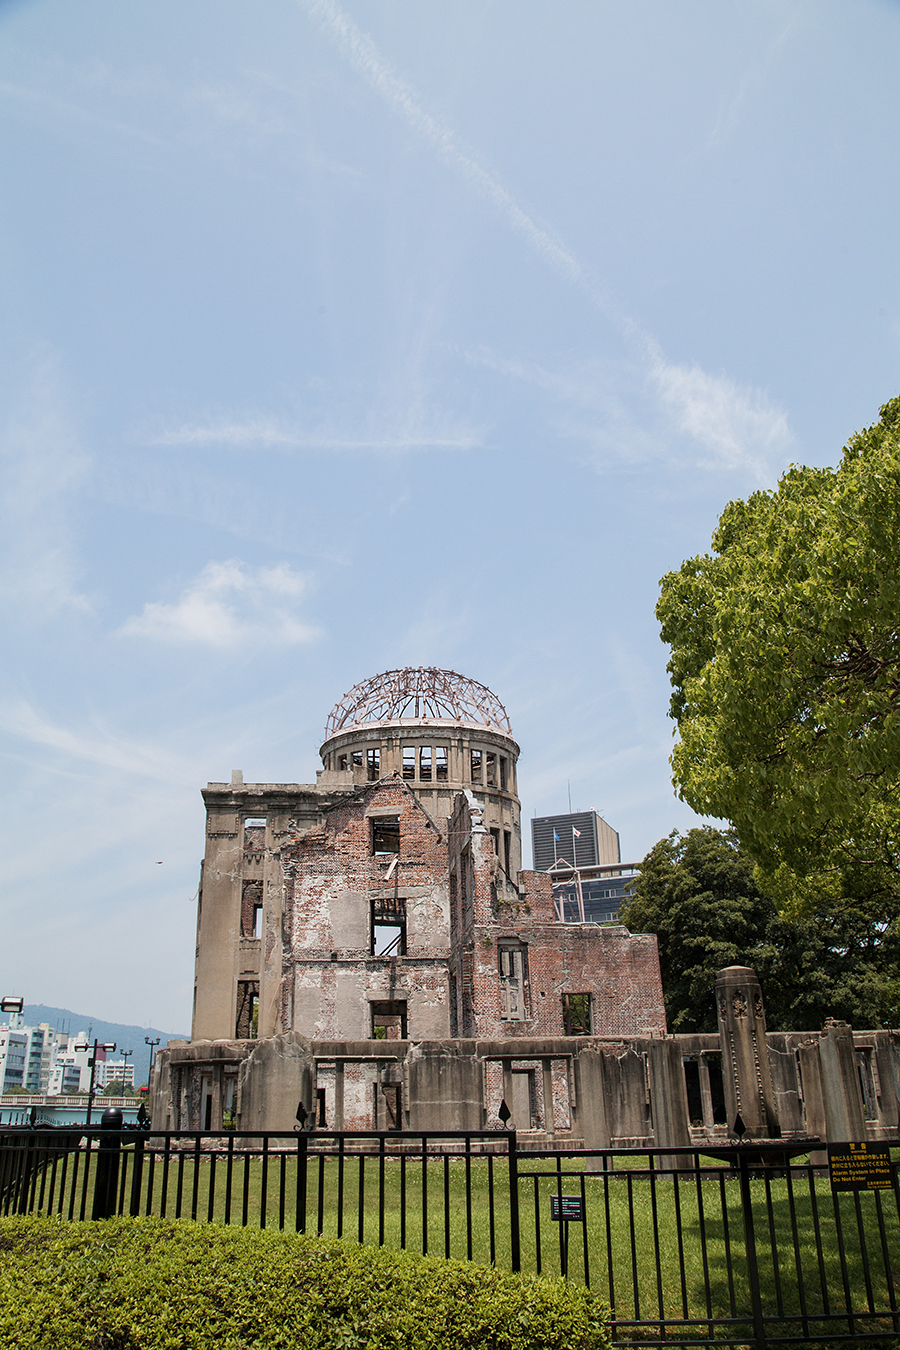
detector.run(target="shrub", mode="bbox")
[0,1215,611,1349]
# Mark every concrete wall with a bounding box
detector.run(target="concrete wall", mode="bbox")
[158,1017,900,1147]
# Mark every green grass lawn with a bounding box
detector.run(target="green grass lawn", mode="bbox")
[12,1141,900,1345]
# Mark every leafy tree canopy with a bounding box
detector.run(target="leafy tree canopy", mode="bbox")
[657,397,900,915]
[619,828,900,1032]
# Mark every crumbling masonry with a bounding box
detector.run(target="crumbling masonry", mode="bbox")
[154,667,900,1148]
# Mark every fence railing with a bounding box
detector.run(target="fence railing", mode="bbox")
[1,1123,898,1348]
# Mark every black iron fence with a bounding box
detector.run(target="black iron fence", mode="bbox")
[1,1122,898,1348]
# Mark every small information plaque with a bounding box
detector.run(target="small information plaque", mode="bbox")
[550,1195,584,1222]
[828,1142,893,1192]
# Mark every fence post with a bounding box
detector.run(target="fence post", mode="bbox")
[16,1132,36,1215]
[92,1108,123,1220]
[507,1129,521,1273]
[295,1130,308,1233]
[129,1131,145,1217]
[736,1149,767,1350]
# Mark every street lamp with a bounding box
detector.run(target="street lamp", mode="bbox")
[121,1049,133,1094]
[145,1036,160,1077]
[73,1038,117,1127]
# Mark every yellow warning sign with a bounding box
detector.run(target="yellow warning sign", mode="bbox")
[828,1142,893,1191]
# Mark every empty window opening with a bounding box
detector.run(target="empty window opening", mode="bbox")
[316,1087,327,1128]
[243,819,266,850]
[352,750,363,769]
[338,754,348,770]
[371,816,400,855]
[241,881,264,939]
[500,756,508,790]
[705,1052,728,1125]
[372,895,406,956]
[419,746,432,781]
[490,827,501,859]
[436,746,448,781]
[235,981,259,1039]
[470,749,482,783]
[683,1057,703,1127]
[503,831,512,877]
[371,1000,407,1039]
[486,752,497,786]
[499,944,528,1021]
[562,992,591,1036]
[367,748,380,781]
[402,746,416,780]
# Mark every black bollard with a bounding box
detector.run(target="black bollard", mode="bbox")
[92,1107,123,1220]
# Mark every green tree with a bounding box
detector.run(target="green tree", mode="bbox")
[657,397,900,916]
[620,828,900,1031]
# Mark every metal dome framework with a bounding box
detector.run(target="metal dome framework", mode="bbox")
[325,667,513,738]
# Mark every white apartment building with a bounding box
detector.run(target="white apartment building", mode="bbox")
[0,1015,57,1094]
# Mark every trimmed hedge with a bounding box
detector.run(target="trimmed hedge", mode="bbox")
[0,1216,611,1349]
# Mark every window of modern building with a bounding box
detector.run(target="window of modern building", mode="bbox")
[371,816,400,855]
[562,992,592,1036]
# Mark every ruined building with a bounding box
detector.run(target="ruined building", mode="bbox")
[155,667,900,1149]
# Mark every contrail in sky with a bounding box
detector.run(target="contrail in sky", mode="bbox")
[303,0,641,341]
[302,0,792,479]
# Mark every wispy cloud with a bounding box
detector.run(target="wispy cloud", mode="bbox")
[306,0,793,480]
[467,346,790,477]
[149,416,480,451]
[119,560,320,648]
[0,700,196,784]
[0,352,90,617]
[647,348,792,479]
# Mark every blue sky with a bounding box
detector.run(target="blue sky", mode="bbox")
[1,0,898,1030]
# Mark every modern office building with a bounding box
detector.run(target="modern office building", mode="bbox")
[531,809,638,924]
[531,809,621,872]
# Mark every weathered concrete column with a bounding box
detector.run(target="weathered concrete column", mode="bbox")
[817,1020,866,1142]
[573,1048,611,1152]
[646,1039,692,1152]
[406,1043,482,1130]
[237,1032,314,1134]
[715,966,779,1138]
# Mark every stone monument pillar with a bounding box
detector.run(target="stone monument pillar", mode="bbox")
[715,966,780,1138]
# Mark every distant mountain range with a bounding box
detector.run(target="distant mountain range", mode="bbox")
[22,1005,188,1089]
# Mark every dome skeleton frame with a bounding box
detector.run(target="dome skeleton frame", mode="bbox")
[325,667,512,737]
